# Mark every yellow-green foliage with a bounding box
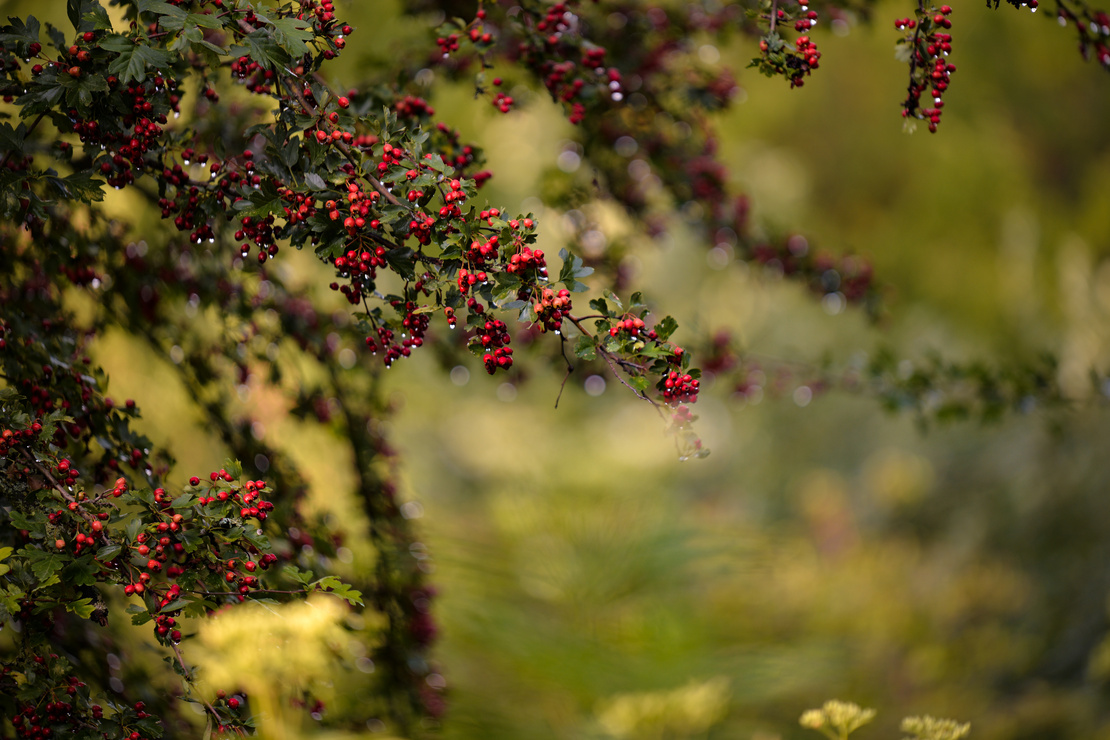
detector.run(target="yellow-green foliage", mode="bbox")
[595,677,731,739]
[799,700,877,740]
[901,715,972,740]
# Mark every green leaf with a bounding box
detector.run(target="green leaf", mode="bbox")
[186,12,223,29]
[223,459,243,479]
[159,598,189,613]
[20,546,65,581]
[83,5,113,30]
[384,247,416,281]
[170,493,194,509]
[125,516,141,543]
[67,597,95,619]
[106,38,175,84]
[135,0,185,17]
[45,172,105,203]
[63,556,98,586]
[654,315,679,342]
[282,565,313,586]
[574,335,597,360]
[304,172,326,190]
[312,576,364,606]
[268,16,313,57]
[0,16,41,53]
[231,30,288,70]
[67,0,90,30]
[96,544,122,561]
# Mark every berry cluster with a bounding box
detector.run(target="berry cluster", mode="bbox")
[661,370,700,404]
[433,2,624,124]
[532,287,573,333]
[752,1,822,88]
[898,5,956,132]
[608,315,648,338]
[473,316,514,374]
[230,54,275,95]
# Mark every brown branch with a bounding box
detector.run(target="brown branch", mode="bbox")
[20,450,101,529]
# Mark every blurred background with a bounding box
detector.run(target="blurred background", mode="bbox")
[7,0,1110,736]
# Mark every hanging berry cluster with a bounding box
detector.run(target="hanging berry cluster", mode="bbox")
[432,2,624,124]
[750,0,822,88]
[897,4,956,132]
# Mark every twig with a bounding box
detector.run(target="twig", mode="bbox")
[170,642,223,722]
[554,332,573,408]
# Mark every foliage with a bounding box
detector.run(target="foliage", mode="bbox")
[0,0,1108,738]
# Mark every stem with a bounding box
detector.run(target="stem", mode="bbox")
[554,332,573,408]
[170,641,223,722]
[280,77,406,208]
[903,0,927,117]
[21,450,101,529]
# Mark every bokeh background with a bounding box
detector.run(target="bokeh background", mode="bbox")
[6,0,1110,736]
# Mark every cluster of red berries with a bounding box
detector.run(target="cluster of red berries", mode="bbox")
[0,424,38,457]
[152,585,185,642]
[609,315,647,338]
[54,458,79,486]
[332,246,387,303]
[9,674,89,739]
[395,94,435,117]
[750,1,822,88]
[279,184,320,227]
[794,9,820,30]
[791,35,821,87]
[492,91,514,113]
[376,142,406,175]
[236,213,279,264]
[661,370,700,404]
[900,5,956,132]
[505,242,545,277]
[456,266,489,292]
[532,287,572,332]
[52,509,109,554]
[530,4,624,115]
[366,299,431,364]
[436,32,461,56]
[437,178,470,221]
[366,324,410,366]
[475,316,514,374]
[297,0,347,29]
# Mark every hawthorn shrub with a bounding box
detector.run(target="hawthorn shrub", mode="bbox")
[0,0,1107,738]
